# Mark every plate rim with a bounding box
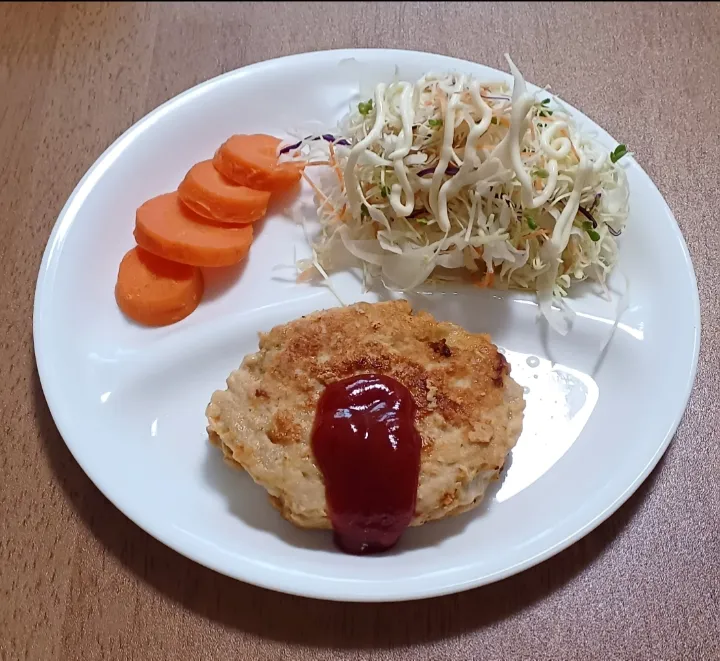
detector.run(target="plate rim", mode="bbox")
[33,47,702,602]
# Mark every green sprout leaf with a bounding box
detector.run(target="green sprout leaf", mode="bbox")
[587,229,601,242]
[526,216,538,230]
[428,118,443,128]
[533,167,549,178]
[358,99,374,116]
[610,144,628,163]
[380,185,389,198]
[537,98,553,117]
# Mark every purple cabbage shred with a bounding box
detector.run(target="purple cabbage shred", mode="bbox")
[278,140,303,155]
[417,164,460,177]
[279,134,350,155]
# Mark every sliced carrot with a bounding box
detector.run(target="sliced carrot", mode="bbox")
[134,192,253,267]
[213,134,304,192]
[178,160,271,224]
[115,246,203,326]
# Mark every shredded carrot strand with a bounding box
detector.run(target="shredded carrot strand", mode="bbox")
[473,270,495,289]
[525,229,548,241]
[328,143,345,192]
[296,267,316,283]
[302,171,341,216]
[436,88,447,116]
[302,171,328,200]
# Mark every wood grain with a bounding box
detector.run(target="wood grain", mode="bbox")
[1,3,718,659]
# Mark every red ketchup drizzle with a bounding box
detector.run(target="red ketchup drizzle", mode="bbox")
[311,374,422,554]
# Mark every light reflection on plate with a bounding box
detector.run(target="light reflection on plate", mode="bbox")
[497,350,599,502]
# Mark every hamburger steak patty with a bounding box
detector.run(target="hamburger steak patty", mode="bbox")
[206,300,525,529]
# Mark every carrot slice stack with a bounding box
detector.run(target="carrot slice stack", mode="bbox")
[115,132,305,326]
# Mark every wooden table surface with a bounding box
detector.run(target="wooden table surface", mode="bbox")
[1,2,719,659]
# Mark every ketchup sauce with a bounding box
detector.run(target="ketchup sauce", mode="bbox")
[311,374,422,554]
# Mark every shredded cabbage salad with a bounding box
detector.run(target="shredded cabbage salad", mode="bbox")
[282,56,630,334]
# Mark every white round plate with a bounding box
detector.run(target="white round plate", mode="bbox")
[34,49,700,602]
